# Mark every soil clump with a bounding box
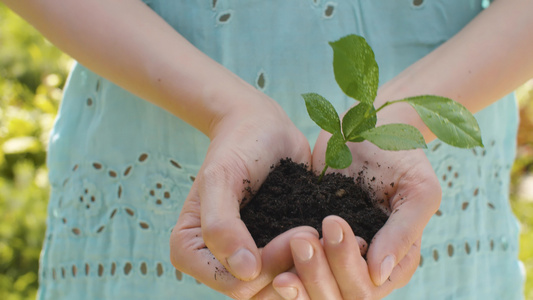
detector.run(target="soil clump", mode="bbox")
[240,158,388,248]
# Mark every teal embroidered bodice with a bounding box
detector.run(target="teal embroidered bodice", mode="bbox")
[41,1,523,299]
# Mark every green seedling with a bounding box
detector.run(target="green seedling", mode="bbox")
[303,34,483,181]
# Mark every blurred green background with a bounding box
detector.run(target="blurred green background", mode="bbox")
[0,4,71,300]
[0,3,532,300]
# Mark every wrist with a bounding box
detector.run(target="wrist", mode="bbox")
[204,83,289,141]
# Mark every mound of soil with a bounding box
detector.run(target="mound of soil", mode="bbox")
[240,158,388,248]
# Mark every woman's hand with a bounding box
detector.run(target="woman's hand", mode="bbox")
[170,90,315,300]
[263,128,441,300]
[269,216,419,300]
[267,1,533,296]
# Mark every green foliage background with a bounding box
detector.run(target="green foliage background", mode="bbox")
[0,4,71,299]
[0,3,532,299]
[512,81,533,300]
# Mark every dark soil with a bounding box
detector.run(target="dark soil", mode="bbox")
[240,158,389,248]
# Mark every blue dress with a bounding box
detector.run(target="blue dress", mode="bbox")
[40,0,524,299]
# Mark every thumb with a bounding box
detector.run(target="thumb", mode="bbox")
[366,175,441,286]
[198,158,262,281]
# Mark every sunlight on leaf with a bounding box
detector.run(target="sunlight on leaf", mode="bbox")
[329,35,379,104]
[360,124,427,151]
[326,132,352,169]
[302,93,341,134]
[403,95,483,148]
[342,102,376,142]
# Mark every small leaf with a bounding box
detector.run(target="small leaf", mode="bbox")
[360,124,427,151]
[302,93,341,134]
[403,96,483,148]
[326,132,352,169]
[329,35,379,104]
[342,102,377,142]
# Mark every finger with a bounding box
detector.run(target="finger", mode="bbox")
[356,236,369,257]
[197,154,263,281]
[322,216,374,299]
[271,272,310,300]
[198,128,311,282]
[171,220,319,299]
[388,238,421,289]
[290,232,343,300]
[170,179,206,275]
[247,228,318,300]
[251,268,305,300]
[375,238,421,298]
[366,167,441,286]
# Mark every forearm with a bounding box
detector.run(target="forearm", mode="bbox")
[3,0,262,137]
[376,0,533,141]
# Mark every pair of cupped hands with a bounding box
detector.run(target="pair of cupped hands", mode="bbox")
[170,90,441,300]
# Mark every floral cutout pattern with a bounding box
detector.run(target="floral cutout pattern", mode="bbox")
[53,151,194,238]
[40,3,520,299]
[43,259,188,283]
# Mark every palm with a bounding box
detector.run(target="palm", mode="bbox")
[170,100,314,299]
[312,129,441,291]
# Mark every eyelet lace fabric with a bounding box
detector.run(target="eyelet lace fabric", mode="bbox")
[40,0,523,299]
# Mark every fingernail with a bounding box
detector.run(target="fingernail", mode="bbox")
[324,220,343,245]
[380,255,396,285]
[275,286,298,300]
[226,248,258,280]
[291,239,314,262]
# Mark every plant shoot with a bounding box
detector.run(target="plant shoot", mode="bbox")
[303,35,483,180]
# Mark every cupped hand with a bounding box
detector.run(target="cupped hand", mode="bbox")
[266,128,441,300]
[170,89,314,299]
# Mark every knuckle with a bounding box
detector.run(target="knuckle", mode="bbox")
[394,250,420,288]
[169,229,188,271]
[201,161,231,185]
[227,286,259,300]
[229,293,249,300]
[200,157,250,191]
[357,290,377,300]
[201,218,229,246]
[249,293,272,300]
[309,278,323,288]
[203,151,248,178]
[398,227,417,252]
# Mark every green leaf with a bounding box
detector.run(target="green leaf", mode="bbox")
[302,93,341,134]
[360,124,427,151]
[326,132,352,169]
[403,96,483,148]
[329,34,379,104]
[342,102,377,142]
